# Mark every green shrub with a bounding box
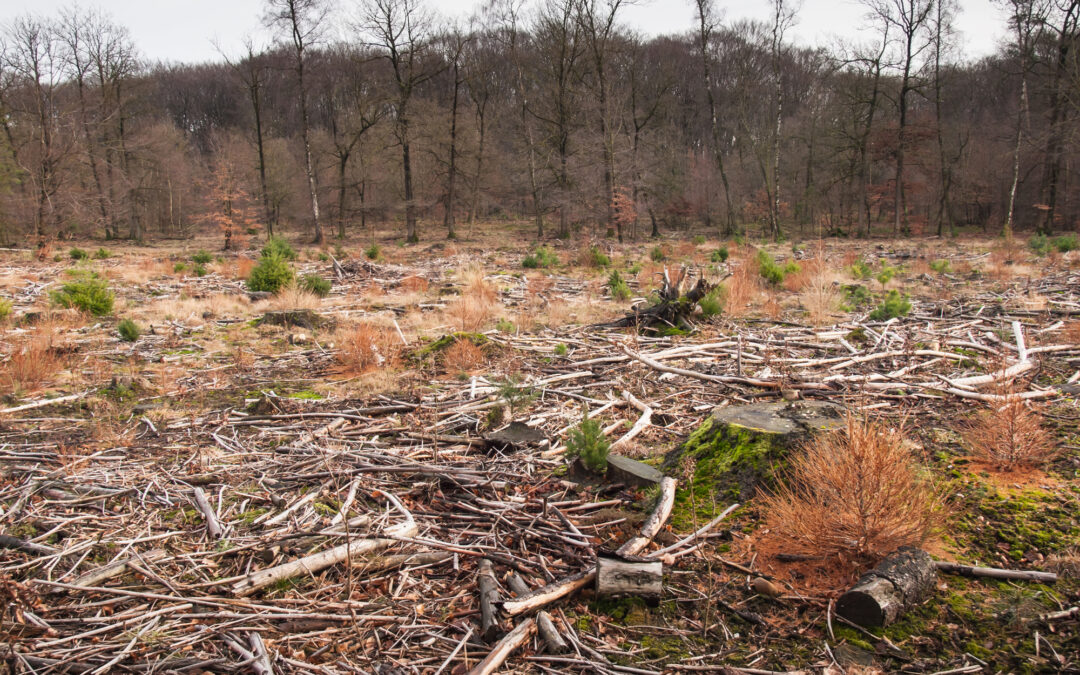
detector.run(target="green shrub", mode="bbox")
[608,270,631,301]
[118,318,140,342]
[650,246,666,262]
[523,246,559,269]
[317,252,330,262]
[1029,234,1051,256]
[246,253,294,293]
[844,284,872,308]
[692,235,706,245]
[192,264,208,277]
[93,248,111,260]
[711,247,730,263]
[756,250,787,285]
[848,259,873,279]
[334,244,347,259]
[0,298,12,321]
[1053,234,1079,252]
[875,265,897,288]
[496,318,515,333]
[868,290,912,321]
[192,249,213,265]
[173,262,188,273]
[300,274,332,297]
[554,343,568,357]
[565,410,610,474]
[699,287,725,318]
[69,247,89,260]
[364,244,381,260]
[262,235,298,261]
[50,278,114,316]
[929,259,951,274]
[587,246,611,268]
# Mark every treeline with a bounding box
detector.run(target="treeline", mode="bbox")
[0,0,1077,247]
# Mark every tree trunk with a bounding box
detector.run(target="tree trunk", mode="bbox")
[445,61,460,240]
[837,547,936,628]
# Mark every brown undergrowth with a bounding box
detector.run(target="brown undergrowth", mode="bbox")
[761,415,945,565]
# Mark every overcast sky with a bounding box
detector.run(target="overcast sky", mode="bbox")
[2,0,1009,66]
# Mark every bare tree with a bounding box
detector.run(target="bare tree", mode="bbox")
[866,0,934,235]
[692,0,737,236]
[222,39,275,236]
[768,0,799,240]
[1035,0,1079,235]
[265,0,329,244]
[577,0,629,240]
[999,0,1049,238]
[359,0,434,244]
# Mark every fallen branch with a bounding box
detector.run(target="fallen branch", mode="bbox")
[934,561,1057,584]
[467,617,536,675]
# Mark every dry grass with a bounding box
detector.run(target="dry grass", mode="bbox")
[762,415,944,563]
[336,322,402,375]
[443,338,485,374]
[266,285,322,312]
[141,293,251,324]
[800,274,843,327]
[721,257,760,318]
[2,331,64,395]
[446,264,498,332]
[1060,321,1080,344]
[399,275,430,293]
[961,397,1058,470]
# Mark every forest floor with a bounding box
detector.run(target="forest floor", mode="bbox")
[0,223,1078,674]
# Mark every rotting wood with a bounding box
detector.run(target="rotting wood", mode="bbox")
[837,547,937,628]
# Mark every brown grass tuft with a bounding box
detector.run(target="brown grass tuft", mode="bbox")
[446,264,498,331]
[267,285,322,312]
[762,415,944,563]
[235,256,256,280]
[336,323,401,375]
[961,397,1058,470]
[2,331,64,395]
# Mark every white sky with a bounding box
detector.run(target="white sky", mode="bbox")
[2,0,1009,66]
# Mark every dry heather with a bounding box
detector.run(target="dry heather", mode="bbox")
[762,415,943,563]
[961,397,1058,470]
[336,322,401,375]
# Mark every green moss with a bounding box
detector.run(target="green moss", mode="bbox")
[286,389,324,400]
[665,416,785,529]
[589,596,648,625]
[639,635,693,660]
[415,332,488,357]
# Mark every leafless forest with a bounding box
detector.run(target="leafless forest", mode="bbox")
[0,0,1076,245]
[1,0,1079,674]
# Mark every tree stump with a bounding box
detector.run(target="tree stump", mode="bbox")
[596,555,663,599]
[837,547,937,628]
[663,401,844,501]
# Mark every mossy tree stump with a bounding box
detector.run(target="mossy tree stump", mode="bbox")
[663,401,843,528]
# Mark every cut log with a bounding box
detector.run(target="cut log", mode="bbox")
[477,558,502,642]
[616,475,676,557]
[596,555,663,599]
[837,547,937,628]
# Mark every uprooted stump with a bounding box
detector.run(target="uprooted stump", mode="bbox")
[259,309,328,330]
[593,266,713,334]
[663,401,844,507]
[837,546,937,628]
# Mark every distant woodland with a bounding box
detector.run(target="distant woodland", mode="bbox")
[0,0,1078,247]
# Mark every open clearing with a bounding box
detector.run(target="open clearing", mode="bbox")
[1,228,1078,674]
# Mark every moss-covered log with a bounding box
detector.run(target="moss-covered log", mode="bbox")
[663,401,842,528]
